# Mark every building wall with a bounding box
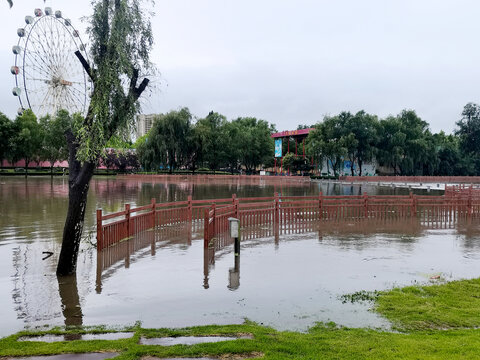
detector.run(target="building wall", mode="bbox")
[315,159,377,176]
[136,114,156,138]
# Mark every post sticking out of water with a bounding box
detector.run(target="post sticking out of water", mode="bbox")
[96,209,103,251]
[151,198,156,228]
[187,195,192,222]
[363,192,368,218]
[229,217,240,256]
[125,204,130,237]
[319,191,323,220]
[274,192,280,224]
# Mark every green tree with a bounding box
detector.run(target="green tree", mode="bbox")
[10,110,43,175]
[234,117,274,173]
[140,108,192,173]
[57,0,153,276]
[222,121,241,174]
[377,116,405,175]
[282,152,311,174]
[432,131,472,176]
[282,152,296,172]
[39,110,71,175]
[397,110,431,175]
[455,103,480,173]
[196,111,228,172]
[306,124,325,174]
[0,113,14,163]
[377,110,432,176]
[136,136,156,171]
[106,135,134,149]
[185,122,206,173]
[308,115,348,177]
[344,111,378,176]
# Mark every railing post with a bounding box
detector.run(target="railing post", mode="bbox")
[212,203,216,239]
[125,204,131,237]
[363,192,368,219]
[204,207,209,248]
[274,192,280,224]
[319,191,323,220]
[96,209,103,252]
[412,193,417,217]
[151,198,156,228]
[468,185,473,219]
[187,195,192,222]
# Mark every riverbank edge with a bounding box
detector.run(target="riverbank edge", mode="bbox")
[2,278,480,359]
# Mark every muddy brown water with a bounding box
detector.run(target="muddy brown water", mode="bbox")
[2,176,477,338]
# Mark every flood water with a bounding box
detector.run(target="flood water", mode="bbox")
[1,176,477,337]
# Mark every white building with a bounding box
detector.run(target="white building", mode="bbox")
[136,114,156,139]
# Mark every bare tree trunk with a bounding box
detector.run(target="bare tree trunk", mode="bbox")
[57,130,95,276]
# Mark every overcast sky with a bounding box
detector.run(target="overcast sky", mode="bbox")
[1,0,479,133]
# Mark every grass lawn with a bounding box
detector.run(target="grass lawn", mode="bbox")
[2,278,480,359]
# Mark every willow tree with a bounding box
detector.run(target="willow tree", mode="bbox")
[56,0,153,275]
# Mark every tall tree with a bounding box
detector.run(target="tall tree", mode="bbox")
[234,117,274,173]
[0,113,14,163]
[39,110,72,175]
[185,122,205,173]
[306,124,325,174]
[10,110,43,175]
[376,116,405,175]
[433,131,472,176]
[139,108,192,173]
[308,115,348,177]
[197,111,228,172]
[456,103,480,173]
[57,0,153,276]
[344,111,378,176]
[377,110,431,176]
[222,121,241,174]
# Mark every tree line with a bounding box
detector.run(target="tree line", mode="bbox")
[0,109,71,174]
[305,104,479,177]
[3,103,480,178]
[136,103,480,177]
[0,109,139,173]
[136,108,276,174]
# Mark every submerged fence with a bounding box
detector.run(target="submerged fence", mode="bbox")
[97,186,480,251]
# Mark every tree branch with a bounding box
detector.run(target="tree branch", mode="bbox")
[134,78,150,100]
[75,51,95,82]
[129,68,139,94]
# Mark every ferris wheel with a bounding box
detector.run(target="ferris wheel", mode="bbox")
[11,7,91,117]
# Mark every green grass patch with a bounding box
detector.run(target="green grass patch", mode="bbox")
[375,278,480,331]
[3,279,480,358]
[3,322,480,359]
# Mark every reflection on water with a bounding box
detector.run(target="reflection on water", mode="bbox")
[6,216,480,335]
[96,224,199,293]
[57,275,83,327]
[0,176,476,337]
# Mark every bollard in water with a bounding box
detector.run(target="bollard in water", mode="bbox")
[228,217,241,290]
[229,217,240,256]
[234,236,240,256]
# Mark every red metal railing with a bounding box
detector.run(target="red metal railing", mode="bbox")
[97,186,480,251]
[340,176,480,184]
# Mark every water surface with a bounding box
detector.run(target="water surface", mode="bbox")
[0,176,468,337]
